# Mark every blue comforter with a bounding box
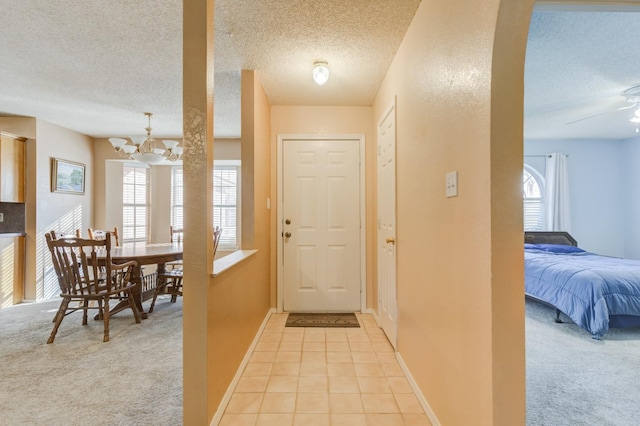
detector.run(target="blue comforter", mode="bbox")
[525,246,640,338]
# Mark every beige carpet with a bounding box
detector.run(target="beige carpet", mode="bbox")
[0,296,182,425]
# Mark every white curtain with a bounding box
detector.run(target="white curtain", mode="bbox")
[544,153,571,232]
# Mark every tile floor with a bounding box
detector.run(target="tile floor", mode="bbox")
[218,313,432,426]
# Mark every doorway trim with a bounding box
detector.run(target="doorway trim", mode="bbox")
[276,134,367,313]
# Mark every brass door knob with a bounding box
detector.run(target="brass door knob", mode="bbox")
[285,219,292,225]
[284,232,292,238]
[385,237,396,244]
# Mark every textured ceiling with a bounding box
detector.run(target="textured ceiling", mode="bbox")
[2,2,640,141]
[0,0,420,139]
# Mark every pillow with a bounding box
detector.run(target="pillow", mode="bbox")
[535,243,585,254]
[524,243,540,250]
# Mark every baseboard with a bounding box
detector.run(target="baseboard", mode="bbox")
[396,352,441,426]
[365,308,381,327]
[210,307,276,426]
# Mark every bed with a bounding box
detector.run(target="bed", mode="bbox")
[524,231,640,339]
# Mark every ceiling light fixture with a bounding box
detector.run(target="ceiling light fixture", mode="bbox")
[108,112,183,164]
[313,61,330,85]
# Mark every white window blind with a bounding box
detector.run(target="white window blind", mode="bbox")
[122,165,149,243]
[170,164,240,250]
[523,166,544,231]
[171,167,184,229]
[213,166,239,249]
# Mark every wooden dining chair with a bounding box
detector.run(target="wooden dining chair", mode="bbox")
[45,231,141,343]
[149,227,222,313]
[88,226,120,246]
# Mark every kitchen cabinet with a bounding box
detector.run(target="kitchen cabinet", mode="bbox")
[0,131,26,202]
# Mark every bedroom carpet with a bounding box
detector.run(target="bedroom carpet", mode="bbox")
[285,312,360,328]
[0,296,182,426]
[526,298,640,426]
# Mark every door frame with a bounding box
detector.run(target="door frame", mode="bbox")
[276,134,367,313]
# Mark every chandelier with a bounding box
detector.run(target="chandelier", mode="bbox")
[108,112,183,164]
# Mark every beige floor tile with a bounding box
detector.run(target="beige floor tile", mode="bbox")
[325,341,350,352]
[365,413,405,425]
[302,351,327,363]
[394,394,424,413]
[369,332,391,343]
[256,413,294,426]
[254,341,280,352]
[327,351,352,363]
[376,352,398,364]
[219,413,258,426]
[382,362,405,377]
[298,375,328,393]
[292,413,330,426]
[260,392,296,413]
[304,328,326,337]
[354,363,385,377]
[324,329,347,342]
[282,330,305,342]
[250,351,277,363]
[351,351,379,363]
[266,375,298,392]
[328,376,360,393]
[271,362,300,376]
[243,362,273,377]
[346,330,370,342]
[259,333,283,343]
[299,361,327,376]
[357,377,392,394]
[295,392,329,413]
[387,377,414,394]
[361,393,400,413]
[403,413,433,425]
[328,393,364,413]
[236,376,269,393]
[279,341,303,352]
[350,342,374,352]
[225,393,264,414]
[327,362,356,377]
[330,413,367,426]
[373,341,394,352]
[275,351,302,363]
[302,341,325,351]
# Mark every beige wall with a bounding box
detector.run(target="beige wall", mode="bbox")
[270,106,376,308]
[0,118,93,302]
[372,0,531,424]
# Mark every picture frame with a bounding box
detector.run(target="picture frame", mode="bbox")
[51,158,86,194]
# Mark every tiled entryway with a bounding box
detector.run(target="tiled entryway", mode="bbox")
[219,313,432,426]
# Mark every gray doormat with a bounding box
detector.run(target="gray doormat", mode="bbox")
[285,313,360,328]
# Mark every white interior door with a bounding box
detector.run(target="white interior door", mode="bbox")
[378,102,398,348]
[283,139,361,312]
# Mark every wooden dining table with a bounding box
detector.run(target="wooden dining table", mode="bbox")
[95,242,183,319]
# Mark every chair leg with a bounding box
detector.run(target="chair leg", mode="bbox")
[170,278,183,303]
[82,299,89,325]
[102,297,110,342]
[47,298,70,344]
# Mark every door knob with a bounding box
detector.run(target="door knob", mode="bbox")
[284,232,292,238]
[285,219,291,225]
[385,237,396,244]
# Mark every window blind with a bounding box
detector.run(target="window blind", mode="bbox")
[122,165,149,243]
[213,166,239,249]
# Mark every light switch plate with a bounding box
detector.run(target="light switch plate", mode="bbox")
[0,213,3,222]
[445,171,458,198]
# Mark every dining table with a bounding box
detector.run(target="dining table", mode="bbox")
[94,242,183,319]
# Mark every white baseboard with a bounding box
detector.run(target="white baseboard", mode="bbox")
[210,308,276,426]
[365,308,381,327]
[396,352,441,426]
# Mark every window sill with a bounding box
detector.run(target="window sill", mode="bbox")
[212,249,258,277]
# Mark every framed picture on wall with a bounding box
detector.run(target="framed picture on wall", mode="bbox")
[51,158,86,194]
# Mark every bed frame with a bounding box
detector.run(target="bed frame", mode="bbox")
[524,231,578,324]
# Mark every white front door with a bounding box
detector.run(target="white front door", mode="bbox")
[282,139,361,312]
[378,101,398,348]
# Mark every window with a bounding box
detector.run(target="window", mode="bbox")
[213,165,240,250]
[170,162,240,250]
[122,165,150,243]
[171,167,184,229]
[523,165,544,231]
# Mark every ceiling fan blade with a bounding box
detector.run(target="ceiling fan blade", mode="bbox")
[565,102,638,125]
